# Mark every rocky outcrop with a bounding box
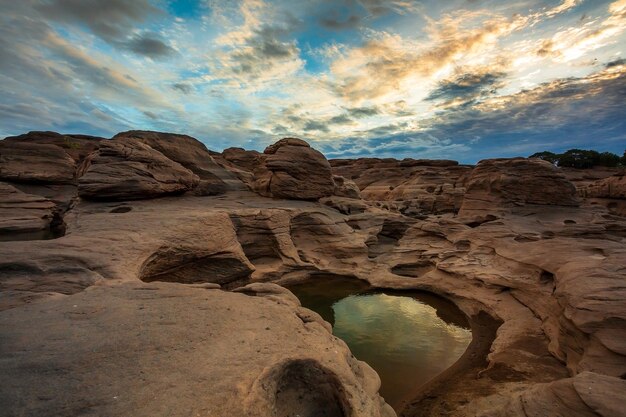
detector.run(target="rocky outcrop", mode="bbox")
[113,131,244,193]
[222,147,261,172]
[1,132,624,417]
[458,158,579,219]
[253,138,336,200]
[578,172,626,199]
[78,140,199,200]
[333,175,362,199]
[0,131,104,185]
[0,141,78,184]
[331,158,472,215]
[0,182,57,236]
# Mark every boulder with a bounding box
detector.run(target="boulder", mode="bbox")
[78,140,199,201]
[1,131,102,163]
[253,138,335,200]
[222,147,261,172]
[112,131,244,192]
[333,175,362,199]
[459,158,579,218]
[0,141,77,184]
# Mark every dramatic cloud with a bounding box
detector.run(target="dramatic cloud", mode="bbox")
[36,0,161,41]
[426,69,507,105]
[1,0,624,161]
[125,34,176,58]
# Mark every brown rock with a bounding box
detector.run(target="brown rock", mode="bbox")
[222,147,262,172]
[253,138,335,200]
[459,158,579,218]
[2,131,102,162]
[113,130,246,192]
[78,140,199,201]
[0,141,77,184]
[331,158,471,215]
[579,172,626,199]
[333,175,362,199]
[0,182,56,235]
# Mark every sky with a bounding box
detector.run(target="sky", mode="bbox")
[0,0,625,163]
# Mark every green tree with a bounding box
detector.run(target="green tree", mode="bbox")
[529,149,622,168]
[529,151,559,164]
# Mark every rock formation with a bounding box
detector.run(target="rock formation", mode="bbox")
[0,131,624,417]
[0,183,57,236]
[252,138,336,200]
[331,158,472,215]
[113,131,243,194]
[78,140,200,200]
[458,158,579,219]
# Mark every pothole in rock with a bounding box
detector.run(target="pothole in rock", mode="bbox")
[285,276,471,411]
[110,206,132,213]
[274,359,349,417]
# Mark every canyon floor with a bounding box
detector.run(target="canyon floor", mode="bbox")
[0,131,625,417]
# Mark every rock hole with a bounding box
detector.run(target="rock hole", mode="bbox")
[110,206,132,213]
[274,360,349,417]
[465,215,498,228]
[514,234,539,243]
[139,250,253,289]
[540,271,554,284]
[541,231,555,239]
[391,261,434,278]
[563,219,576,224]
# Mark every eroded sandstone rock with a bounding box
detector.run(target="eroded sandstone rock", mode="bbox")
[331,158,471,215]
[113,130,243,193]
[78,141,199,200]
[253,138,335,200]
[0,182,57,235]
[0,133,624,417]
[0,141,77,184]
[459,158,579,219]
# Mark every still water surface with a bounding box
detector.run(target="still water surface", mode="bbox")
[287,276,472,410]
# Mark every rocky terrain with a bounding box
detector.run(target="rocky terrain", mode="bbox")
[0,131,624,417]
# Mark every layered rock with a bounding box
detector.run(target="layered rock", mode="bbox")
[221,147,261,172]
[0,132,624,417]
[113,131,244,193]
[0,141,78,184]
[78,140,199,200]
[459,158,579,219]
[578,172,626,199]
[331,158,472,215]
[253,138,336,200]
[0,182,57,236]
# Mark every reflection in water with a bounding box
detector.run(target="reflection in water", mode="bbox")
[287,276,472,410]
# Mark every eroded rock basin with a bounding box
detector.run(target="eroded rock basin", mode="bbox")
[287,276,472,410]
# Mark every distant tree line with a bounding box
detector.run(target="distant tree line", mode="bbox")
[529,149,626,169]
